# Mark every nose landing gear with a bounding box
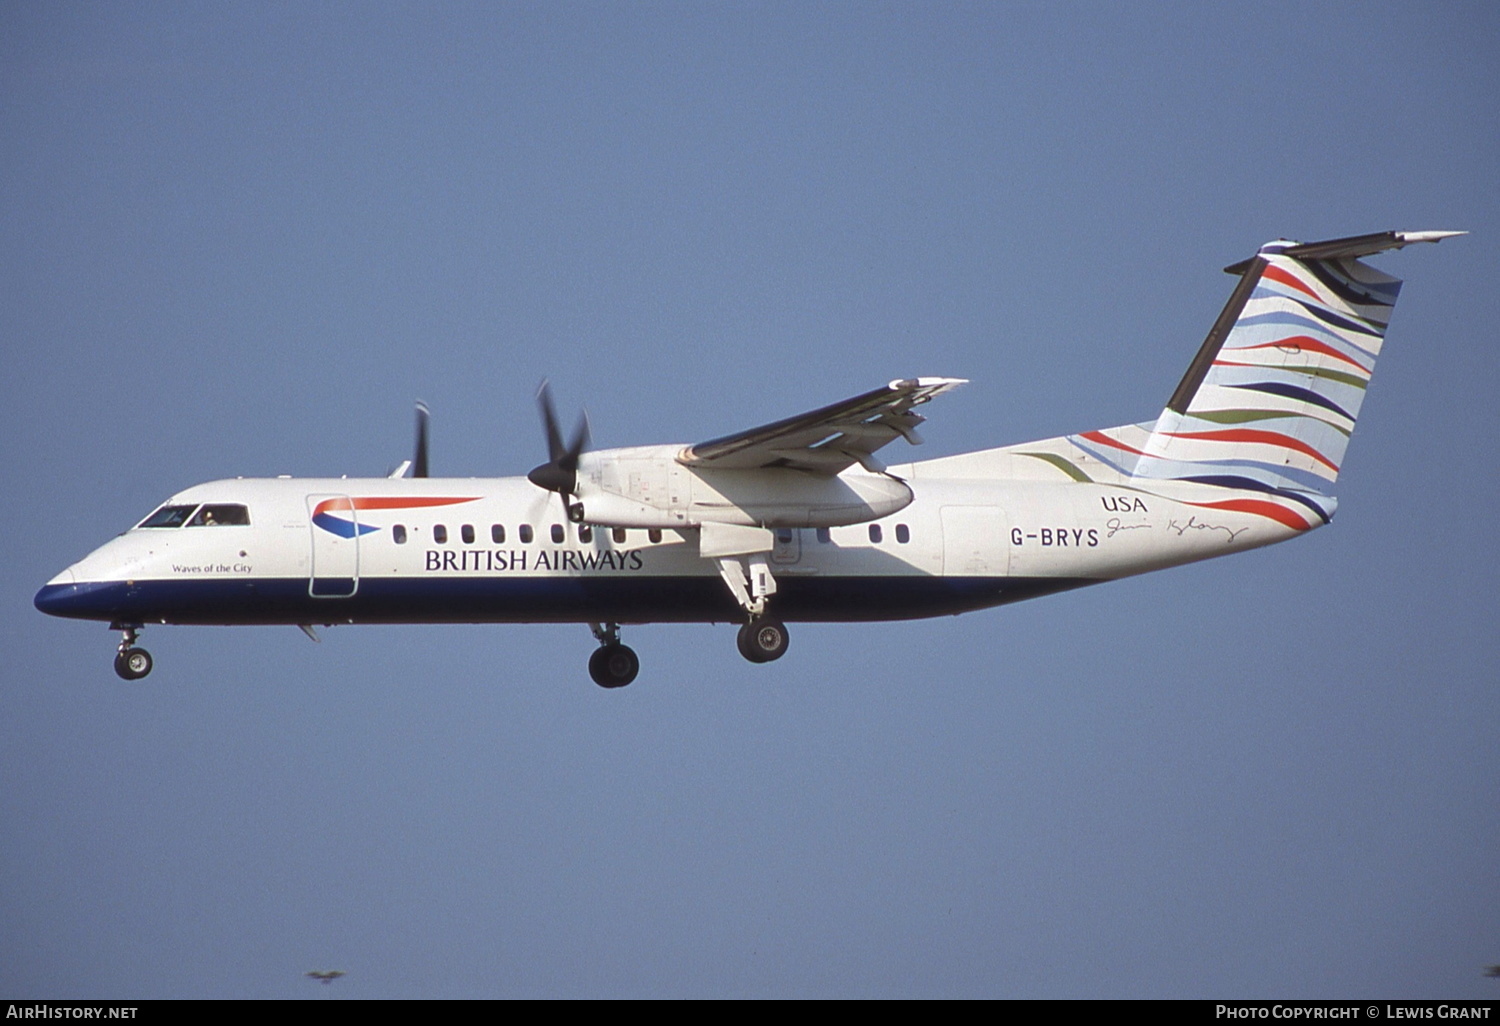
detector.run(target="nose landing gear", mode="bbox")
[588,622,638,688]
[111,624,153,680]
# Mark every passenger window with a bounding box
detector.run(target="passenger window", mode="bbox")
[188,504,250,527]
[139,504,198,529]
[461,524,475,544]
[434,525,448,544]
[492,524,505,544]
[393,525,407,544]
[550,524,564,544]
[868,524,882,543]
[519,524,534,544]
[896,523,910,544]
[578,525,592,543]
[816,527,831,544]
[648,528,662,544]
[613,527,627,544]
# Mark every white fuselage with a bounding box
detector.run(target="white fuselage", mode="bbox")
[36,443,1304,629]
[37,229,1451,681]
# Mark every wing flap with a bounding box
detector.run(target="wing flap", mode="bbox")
[680,377,966,474]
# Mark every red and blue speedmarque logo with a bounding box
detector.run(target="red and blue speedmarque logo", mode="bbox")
[311,496,480,538]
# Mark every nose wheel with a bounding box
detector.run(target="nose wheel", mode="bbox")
[111,625,153,680]
[588,623,638,688]
[114,647,153,680]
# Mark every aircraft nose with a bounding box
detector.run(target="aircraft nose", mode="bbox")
[35,570,125,621]
[34,569,77,617]
[35,563,145,621]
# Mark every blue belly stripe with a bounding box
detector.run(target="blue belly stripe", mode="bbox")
[35,574,1096,626]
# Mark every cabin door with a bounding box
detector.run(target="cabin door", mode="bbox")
[306,494,360,598]
[940,506,1010,577]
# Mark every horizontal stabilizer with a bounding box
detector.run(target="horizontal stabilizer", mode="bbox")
[1224,229,1465,274]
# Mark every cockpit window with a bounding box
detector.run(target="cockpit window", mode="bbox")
[139,504,199,528]
[188,504,250,527]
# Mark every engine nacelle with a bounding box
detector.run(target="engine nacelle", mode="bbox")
[572,446,912,529]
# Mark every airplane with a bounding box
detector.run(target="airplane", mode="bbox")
[34,230,1461,688]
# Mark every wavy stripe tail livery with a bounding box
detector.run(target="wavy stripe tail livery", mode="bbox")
[36,230,1462,687]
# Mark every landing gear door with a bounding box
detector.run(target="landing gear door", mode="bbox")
[940,506,1010,577]
[307,494,360,598]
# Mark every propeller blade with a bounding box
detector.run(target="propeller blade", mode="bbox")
[562,411,590,471]
[537,381,566,464]
[524,485,560,526]
[412,401,430,478]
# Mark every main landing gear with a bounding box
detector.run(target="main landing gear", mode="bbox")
[582,617,789,686]
[737,618,790,664]
[588,623,639,689]
[714,551,789,664]
[111,624,153,680]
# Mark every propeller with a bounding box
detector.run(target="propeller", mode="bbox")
[387,401,432,479]
[527,381,590,518]
[412,401,430,478]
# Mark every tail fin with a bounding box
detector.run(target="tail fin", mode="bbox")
[1123,230,1461,523]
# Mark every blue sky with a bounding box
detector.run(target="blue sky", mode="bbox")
[4,2,1498,998]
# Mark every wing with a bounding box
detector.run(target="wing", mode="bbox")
[678,377,966,475]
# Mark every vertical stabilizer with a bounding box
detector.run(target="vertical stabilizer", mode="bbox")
[1121,231,1460,524]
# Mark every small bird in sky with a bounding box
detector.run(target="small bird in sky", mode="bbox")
[1483,965,1500,978]
[307,970,346,985]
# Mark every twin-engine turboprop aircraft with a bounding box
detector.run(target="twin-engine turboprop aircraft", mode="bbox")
[36,230,1460,687]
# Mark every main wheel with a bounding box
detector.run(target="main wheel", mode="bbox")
[114,647,153,680]
[588,643,639,688]
[736,620,789,663]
